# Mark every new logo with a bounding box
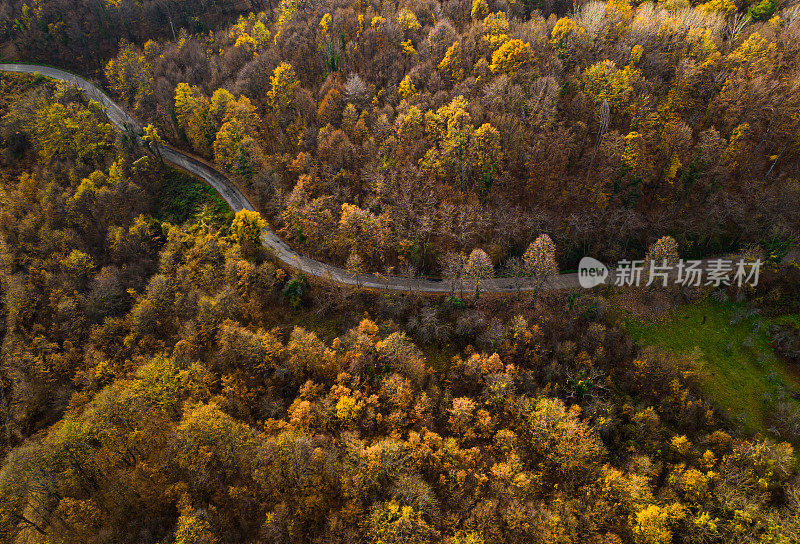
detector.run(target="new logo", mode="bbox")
[578,257,609,289]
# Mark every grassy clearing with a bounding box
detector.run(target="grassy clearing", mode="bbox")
[623,298,800,434]
[155,168,234,228]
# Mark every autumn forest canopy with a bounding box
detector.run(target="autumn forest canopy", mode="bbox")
[1,0,800,543]
[85,0,800,271]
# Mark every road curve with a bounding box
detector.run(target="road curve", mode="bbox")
[0,62,586,293]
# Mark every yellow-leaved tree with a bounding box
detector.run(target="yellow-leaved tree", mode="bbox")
[490,39,532,77]
[483,12,510,48]
[471,0,489,20]
[550,17,588,63]
[397,8,421,33]
[582,59,640,116]
[471,122,502,191]
[268,62,300,114]
[439,41,464,81]
[105,41,152,110]
[231,210,266,259]
[398,75,417,99]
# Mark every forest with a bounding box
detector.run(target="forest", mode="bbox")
[84,0,800,274]
[4,0,800,273]
[1,0,800,543]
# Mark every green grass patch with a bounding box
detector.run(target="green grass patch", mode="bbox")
[623,298,800,434]
[155,168,234,229]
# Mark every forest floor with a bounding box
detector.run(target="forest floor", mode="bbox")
[623,298,800,435]
[155,168,234,229]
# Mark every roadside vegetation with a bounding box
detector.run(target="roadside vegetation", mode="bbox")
[155,168,234,229]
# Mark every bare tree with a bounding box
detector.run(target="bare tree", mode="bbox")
[523,234,559,298]
[465,249,493,299]
[585,99,610,183]
[441,252,467,298]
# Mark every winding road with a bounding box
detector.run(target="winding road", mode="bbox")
[1,63,718,294]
